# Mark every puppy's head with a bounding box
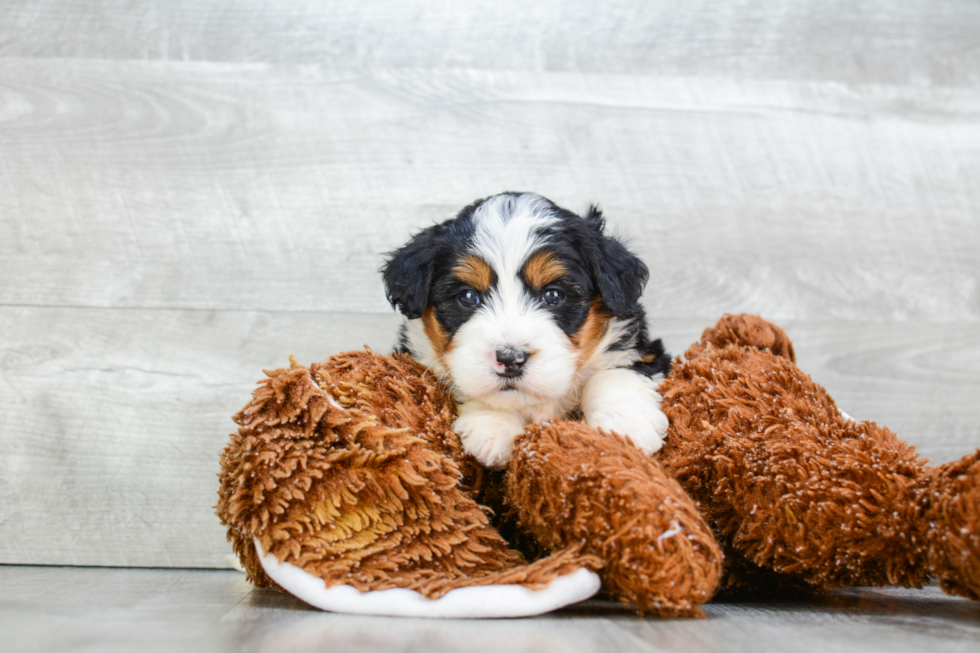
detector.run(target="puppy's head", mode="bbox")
[382,192,648,410]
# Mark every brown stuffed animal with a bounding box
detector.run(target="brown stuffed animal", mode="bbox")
[216,314,980,617]
[656,314,980,602]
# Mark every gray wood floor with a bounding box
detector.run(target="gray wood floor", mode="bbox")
[1,3,979,645]
[3,565,979,653]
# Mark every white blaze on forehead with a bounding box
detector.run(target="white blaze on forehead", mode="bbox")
[469,193,559,312]
[440,193,576,409]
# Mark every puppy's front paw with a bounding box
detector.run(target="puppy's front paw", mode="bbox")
[453,407,526,468]
[587,405,668,455]
[582,369,669,455]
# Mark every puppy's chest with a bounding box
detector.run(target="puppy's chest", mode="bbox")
[511,394,585,424]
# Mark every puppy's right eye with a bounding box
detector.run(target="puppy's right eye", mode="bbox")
[458,289,481,308]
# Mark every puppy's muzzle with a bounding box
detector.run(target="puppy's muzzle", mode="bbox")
[495,347,528,378]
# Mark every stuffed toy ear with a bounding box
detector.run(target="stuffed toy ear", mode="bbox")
[690,313,796,363]
[584,206,649,317]
[380,228,442,319]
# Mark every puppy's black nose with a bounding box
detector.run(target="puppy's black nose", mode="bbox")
[495,347,528,378]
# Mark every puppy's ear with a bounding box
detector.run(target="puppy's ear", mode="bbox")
[381,229,442,319]
[585,205,649,317]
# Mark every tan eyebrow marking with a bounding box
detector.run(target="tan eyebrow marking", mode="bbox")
[522,251,566,290]
[453,254,493,293]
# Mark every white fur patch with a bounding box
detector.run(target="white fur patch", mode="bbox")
[446,308,578,411]
[581,368,668,455]
[469,194,558,280]
[453,400,527,468]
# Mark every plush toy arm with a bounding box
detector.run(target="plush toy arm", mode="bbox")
[507,420,722,617]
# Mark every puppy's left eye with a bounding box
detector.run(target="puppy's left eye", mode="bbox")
[458,289,481,308]
[542,289,564,306]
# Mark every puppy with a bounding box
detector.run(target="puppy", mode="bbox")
[381,192,671,468]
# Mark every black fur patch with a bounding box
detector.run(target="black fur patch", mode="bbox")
[630,338,672,378]
[380,200,482,320]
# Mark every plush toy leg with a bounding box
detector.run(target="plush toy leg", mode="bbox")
[666,408,935,591]
[922,451,980,600]
[507,420,723,617]
[661,313,980,599]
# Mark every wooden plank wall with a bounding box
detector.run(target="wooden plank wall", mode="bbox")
[1,0,977,568]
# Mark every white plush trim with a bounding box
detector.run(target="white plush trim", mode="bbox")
[255,538,601,618]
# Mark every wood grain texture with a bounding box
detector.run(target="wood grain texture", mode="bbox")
[3,566,979,653]
[0,307,401,567]
[1,310,975,567]
[1,0,978,87]
[0,60,976,319]
[1,1,978,568]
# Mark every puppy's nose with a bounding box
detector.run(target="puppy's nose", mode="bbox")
[495,347,528,378]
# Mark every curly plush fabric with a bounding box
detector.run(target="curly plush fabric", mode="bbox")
[216,314,980,616]
[216,351,600,598]
[658,314,980,598]
[508,420,722,617]
[922,451,980,600]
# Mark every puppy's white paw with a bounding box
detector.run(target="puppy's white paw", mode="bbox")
[582,368,669,455]
[453,404,526,468]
